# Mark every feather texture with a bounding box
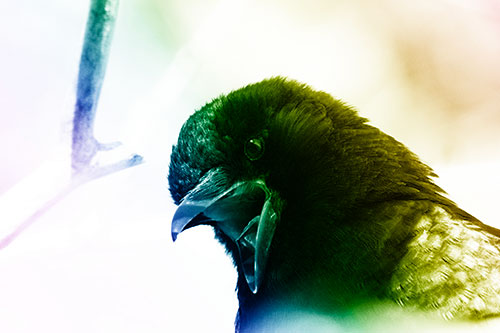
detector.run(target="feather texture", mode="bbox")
[390,206,500,320]
[168,77,500,331]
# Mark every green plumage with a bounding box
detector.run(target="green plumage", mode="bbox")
[168,77,500,331]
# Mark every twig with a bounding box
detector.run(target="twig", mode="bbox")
[0,0,143,250]
[72,0,142,175]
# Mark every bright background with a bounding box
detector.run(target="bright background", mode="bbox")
[1,0,500,332]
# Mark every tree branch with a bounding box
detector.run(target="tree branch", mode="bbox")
[72,0,142,175]
[0,0,143,250]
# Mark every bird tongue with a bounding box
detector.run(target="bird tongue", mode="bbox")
[202,181,266,242]
[234,199,277,293]
[234,215,260,290]
[171,173,278,293]
[201,184,277,293]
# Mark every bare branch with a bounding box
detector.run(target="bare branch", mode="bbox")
[72,0,142,175]
[0,0,143,250]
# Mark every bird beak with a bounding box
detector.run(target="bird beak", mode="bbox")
[171,169,279,294]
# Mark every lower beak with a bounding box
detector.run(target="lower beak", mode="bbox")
[171,168,279,294]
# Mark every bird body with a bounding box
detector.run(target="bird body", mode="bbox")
[168,77,500,331]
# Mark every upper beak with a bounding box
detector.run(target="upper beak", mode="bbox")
[171,168,279,294]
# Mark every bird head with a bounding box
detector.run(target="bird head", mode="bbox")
[168,77,447,302]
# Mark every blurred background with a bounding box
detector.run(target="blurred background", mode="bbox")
[1,0,499,331]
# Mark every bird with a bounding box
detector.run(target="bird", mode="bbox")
[168,77,500,332]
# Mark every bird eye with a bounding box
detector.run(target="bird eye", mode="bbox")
[244,137,265,161]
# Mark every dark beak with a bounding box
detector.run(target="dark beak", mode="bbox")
[171,168,279,294]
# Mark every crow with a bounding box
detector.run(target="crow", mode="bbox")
[168,77,500,332]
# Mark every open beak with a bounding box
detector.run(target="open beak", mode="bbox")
[171,168,279,294]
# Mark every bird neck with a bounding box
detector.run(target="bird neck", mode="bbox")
[235,200,454,330]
